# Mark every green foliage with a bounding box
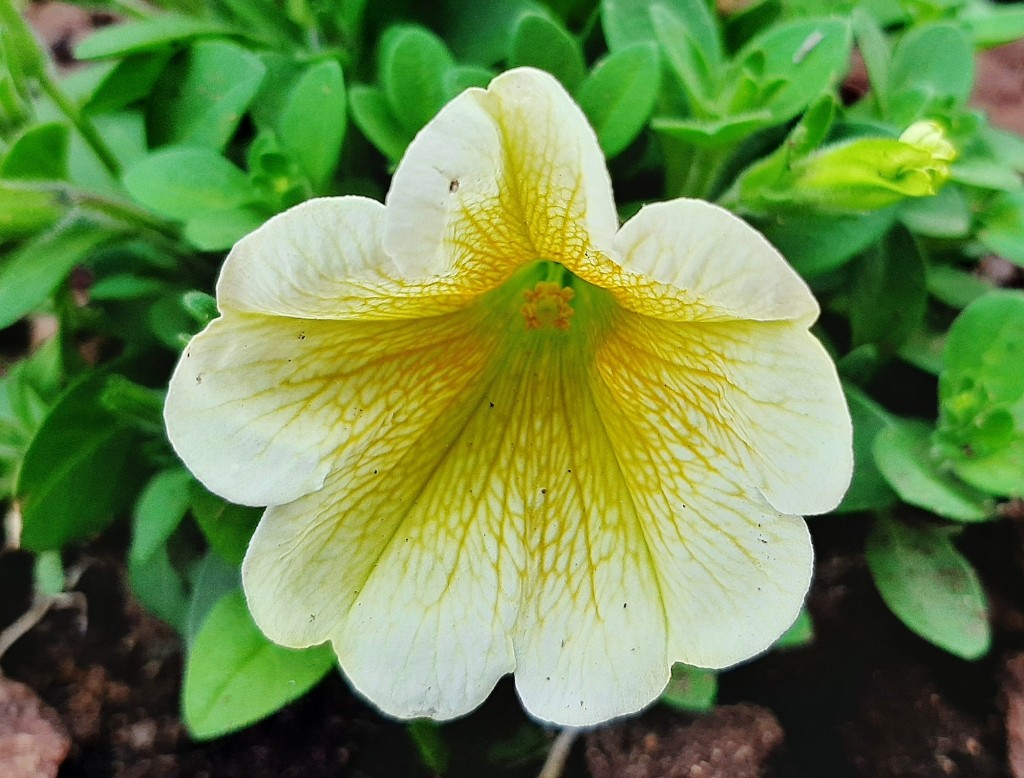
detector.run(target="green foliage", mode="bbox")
[660,663,717,713]
[183,589,335,739]
[866,517,990,660]
[3,0,1024,749]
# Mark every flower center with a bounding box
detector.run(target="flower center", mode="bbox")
[521,281,575,330]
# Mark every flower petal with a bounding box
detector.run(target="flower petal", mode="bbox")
[215,196,406,319]
[384,68,617,282]
[596,309,851,518]
[572,199,821,324]
[583,309,829,665]
[242,317,673,725]
[164,302,500,507]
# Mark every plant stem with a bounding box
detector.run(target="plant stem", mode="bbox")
[37,70,122,178]
[536,728,579,778]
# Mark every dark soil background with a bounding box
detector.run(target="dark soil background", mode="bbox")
[4,3,1024,776]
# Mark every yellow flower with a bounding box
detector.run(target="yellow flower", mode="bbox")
[164,68,852,726]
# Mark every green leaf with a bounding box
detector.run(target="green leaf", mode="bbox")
[978,189,1024,266]
[755,207,895,279]
[652,110,773,148]
[183,589,335,739]
[602,0,723,66]
[0,122,69,180]
[774,607,815,649]
[509,13,586,92]
[183,206,266,251]
[278,59,346,190]
[730,18,852,123]
[836,384,898,513]
[130,468,193,565]
[577,43,660,158]
[660,663,717,713]
[67,111,148,198]
[898,185,970,238]
[441,0,546,65]
[129,544,189,631]
[407,720,450,775]
[650,3,719,114]
[888,24,973,122]
[849,226,927,354]
[963,5,1024,47]
[0,183,63,240]
[925,264,993,310]
[17,369,147,551]
[0,219,118,330]
[123,147,256,221]
[86,50,173,113]
[189,483,262,565]
[33,551,65,597]
[872,420,993,522]
[951,159,1021,192]
[148,40,266,150]
[185,551,241,643]
[349,84,414,163]
[851,7,890,114]
[866,518,989,660]
[380,25,454,134]
[937,291,1024,496]
[442,65,494,100]
[75,15,238,60]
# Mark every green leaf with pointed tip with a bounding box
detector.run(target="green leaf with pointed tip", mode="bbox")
[872,420,993,522]
[509,13,586,92]
[17,368,148,551]
[183,590,335,740]
[577,43,660,158]
[866,518,989,660]
[278,59,346,189]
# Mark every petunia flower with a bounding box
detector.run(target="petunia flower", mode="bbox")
[164,68,852,727]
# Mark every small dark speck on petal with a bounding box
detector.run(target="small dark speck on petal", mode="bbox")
[623,602,627,608]
[449,179,460,193]
[540,488,547,494]
[195,374,203,384]
[298,332,306,340]
[489,401,495,408]
[373,469,378,474]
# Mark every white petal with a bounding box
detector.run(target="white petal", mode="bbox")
[165,304,498,507]
[384,67,618,280]
[607,199,820,323]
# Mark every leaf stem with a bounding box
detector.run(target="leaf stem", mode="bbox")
[536,727,579,778]
[37,70,122,178]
